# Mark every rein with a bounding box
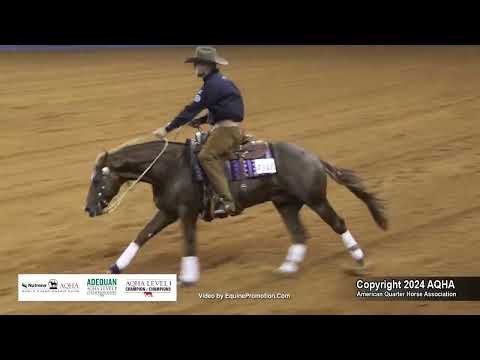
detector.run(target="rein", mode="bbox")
[103,137,170,214]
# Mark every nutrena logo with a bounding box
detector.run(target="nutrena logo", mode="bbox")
[87,278,117,286]
[23,282,47,288]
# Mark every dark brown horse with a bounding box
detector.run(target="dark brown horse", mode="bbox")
[85,138,388,285]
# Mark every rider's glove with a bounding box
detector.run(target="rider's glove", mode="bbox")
[153,127,168,139]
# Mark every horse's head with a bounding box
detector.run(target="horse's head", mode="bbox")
[85,152,125,217]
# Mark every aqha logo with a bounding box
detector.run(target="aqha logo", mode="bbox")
[48,279,58,290]
[144,292,153,298]
[59,282,80,292]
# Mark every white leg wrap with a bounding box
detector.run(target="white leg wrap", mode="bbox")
[278,244,307,274]
[116,242,140,271]
[285,244,307,263]
[179,256,200,283]
[341,231,364,261]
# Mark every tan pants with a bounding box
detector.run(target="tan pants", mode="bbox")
[197,126,243,207]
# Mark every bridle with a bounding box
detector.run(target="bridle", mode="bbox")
[100,137,170,214]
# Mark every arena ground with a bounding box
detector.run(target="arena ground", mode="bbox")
[1,46,479,314]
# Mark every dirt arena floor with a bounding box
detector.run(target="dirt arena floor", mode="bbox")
[1,46,479,314]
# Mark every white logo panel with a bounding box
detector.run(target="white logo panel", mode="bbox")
[18,274,177,302]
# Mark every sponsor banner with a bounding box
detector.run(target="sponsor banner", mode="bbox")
[18,274,176,302]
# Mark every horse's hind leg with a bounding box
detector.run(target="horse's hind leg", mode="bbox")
[273,199,309,274]
[308,199,365,266]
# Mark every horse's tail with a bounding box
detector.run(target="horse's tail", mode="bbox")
[321,160,388,231]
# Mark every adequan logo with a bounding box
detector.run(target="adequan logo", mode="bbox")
[86,278,118,297]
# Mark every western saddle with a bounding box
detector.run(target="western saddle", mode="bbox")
[188,130,272,221]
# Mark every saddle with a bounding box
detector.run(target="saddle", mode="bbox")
[188,130,277,221]
[190,131,268,159]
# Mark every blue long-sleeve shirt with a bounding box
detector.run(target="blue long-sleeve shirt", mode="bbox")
[165,69,244,133]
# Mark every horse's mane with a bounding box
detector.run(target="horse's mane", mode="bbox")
[109,137,152,154]
[95,137,187,167]
[110,137,186,154]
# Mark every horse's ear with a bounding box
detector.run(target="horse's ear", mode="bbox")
[95,151,109,167]
[103,151,109,164]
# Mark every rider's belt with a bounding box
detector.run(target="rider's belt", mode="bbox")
[211,120,241,130]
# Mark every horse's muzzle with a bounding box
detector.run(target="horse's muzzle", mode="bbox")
[85,206,101,218]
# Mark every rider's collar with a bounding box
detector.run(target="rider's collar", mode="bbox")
[203,68,220,82]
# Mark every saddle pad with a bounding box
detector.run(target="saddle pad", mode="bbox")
[253,158,277,175]
[191,143,277,183]
[225,158,277,181]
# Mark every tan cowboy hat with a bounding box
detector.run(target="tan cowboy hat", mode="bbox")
[185,46,229,66]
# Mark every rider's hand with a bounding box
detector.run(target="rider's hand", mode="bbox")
[189,115,208,128]
[153,127,168,139]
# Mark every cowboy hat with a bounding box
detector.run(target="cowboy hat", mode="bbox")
[185,46,229,66]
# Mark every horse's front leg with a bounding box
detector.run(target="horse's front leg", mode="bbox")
[178,205,200,286]
[109,210,177,274]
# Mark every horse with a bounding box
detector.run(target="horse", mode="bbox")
[85,135,388,286]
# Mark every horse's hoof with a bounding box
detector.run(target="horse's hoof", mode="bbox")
[108,264,121,274]
[343,259,372,276]
[178,280,197,288]
[275,261,299,275]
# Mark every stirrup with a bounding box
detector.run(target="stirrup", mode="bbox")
[215,202,243,218]
[213,198,236,218]
[213,207,229,218]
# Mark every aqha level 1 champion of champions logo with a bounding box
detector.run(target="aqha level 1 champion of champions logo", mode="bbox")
[87,278,118,297]
[125,279,173,298]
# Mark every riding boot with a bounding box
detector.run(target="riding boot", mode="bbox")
[198,127,243,219]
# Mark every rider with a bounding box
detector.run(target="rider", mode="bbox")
[153,46,245,217]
